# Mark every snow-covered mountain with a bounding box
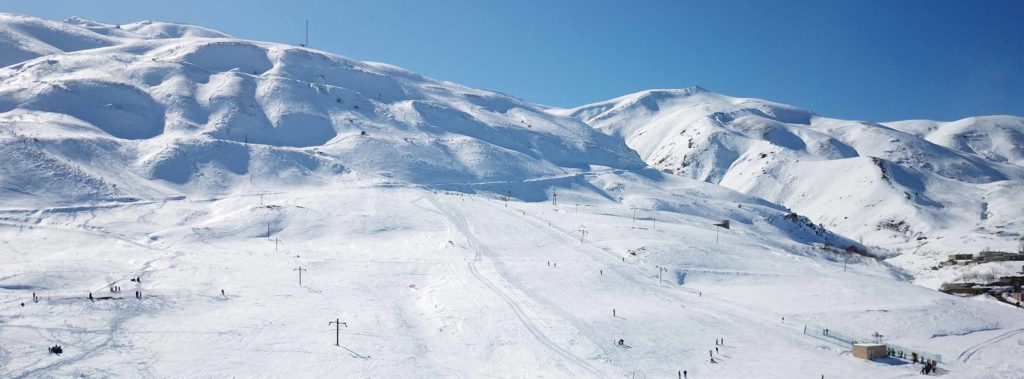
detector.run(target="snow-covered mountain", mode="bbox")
[0,16,643,206]
[555,88,1024,257]
[2,14,1023,378]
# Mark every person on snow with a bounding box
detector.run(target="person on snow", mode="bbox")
[88,292,93,302]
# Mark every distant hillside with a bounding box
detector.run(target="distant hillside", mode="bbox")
[0,13,230,67]
[555,88,1024,254]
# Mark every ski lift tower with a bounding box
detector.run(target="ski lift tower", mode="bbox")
[871,332,884,344]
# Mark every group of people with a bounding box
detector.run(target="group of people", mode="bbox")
[920,360,938,375]
[48,345,63,355]
[889,349,939,375]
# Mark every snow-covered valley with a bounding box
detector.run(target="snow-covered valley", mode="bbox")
[0,13,1022,378]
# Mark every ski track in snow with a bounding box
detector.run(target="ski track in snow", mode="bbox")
[956,328,1024,363]
[422,193,608,378]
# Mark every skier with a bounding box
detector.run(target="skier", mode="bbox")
[613,309,616,317]
[600,269,603,275]
[221,289,226,297]
[88,292,93,302]
[684,370,687,378]
[716,347,719,354]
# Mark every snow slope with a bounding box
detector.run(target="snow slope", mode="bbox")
[556,89,1024,263]
[2,180,1022,378]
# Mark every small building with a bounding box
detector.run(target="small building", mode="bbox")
[948,253,973,261]
[940,282,990,296]
[852,343,888,360]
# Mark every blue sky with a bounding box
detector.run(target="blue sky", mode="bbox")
[4,0,1021,121]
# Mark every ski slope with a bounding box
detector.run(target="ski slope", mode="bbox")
[1,13,1023,378]
[2,182,1022,378]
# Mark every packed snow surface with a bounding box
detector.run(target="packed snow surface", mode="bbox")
[1,14,1022,378]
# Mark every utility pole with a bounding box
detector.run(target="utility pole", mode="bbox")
[294,266,306,286]
[578,225,588,245]
[328,318,347,346]
[652,215,656,231]
[305,20,309,47]
[274,237,281,251]
[505,190,511,208]
[631,205,638,227]
[267,222,271,238]
[552,189,557,206]
[713,220,729,244]
[657,266,668,284]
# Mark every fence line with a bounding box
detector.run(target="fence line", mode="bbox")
[802,322,942,363]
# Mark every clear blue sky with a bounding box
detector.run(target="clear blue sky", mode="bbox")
[4,0,1022,121]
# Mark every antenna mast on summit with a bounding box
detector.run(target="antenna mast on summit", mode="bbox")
[305,20,309,47]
